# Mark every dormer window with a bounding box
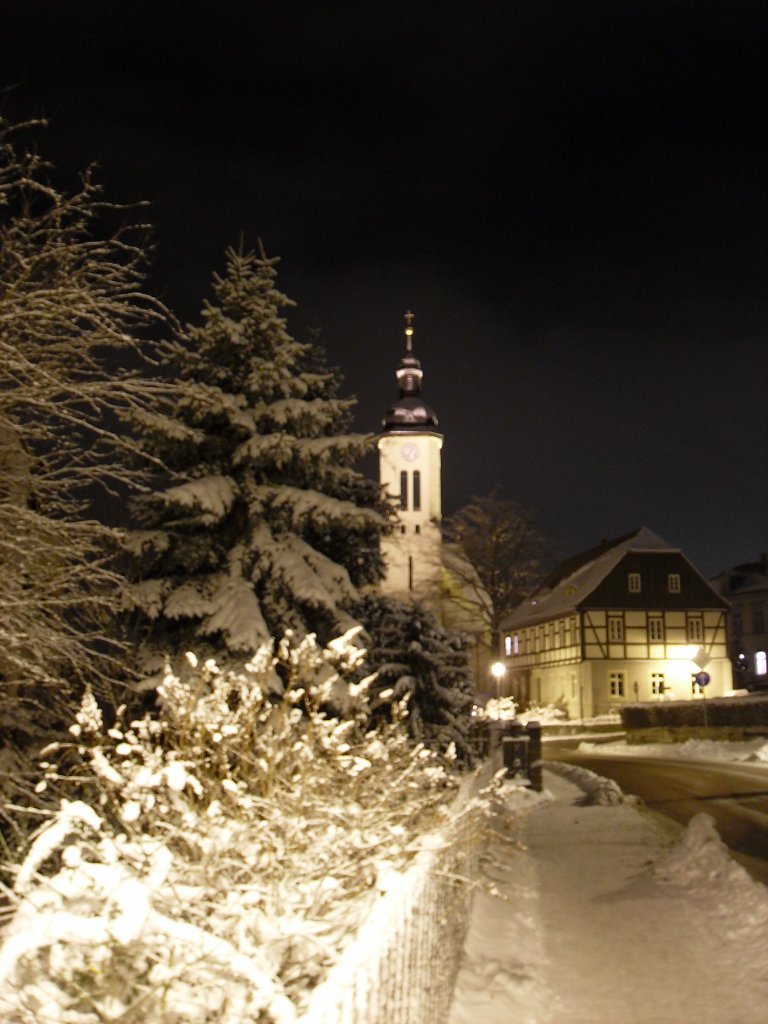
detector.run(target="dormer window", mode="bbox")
[628,572,641,593]
[668,573,681,594]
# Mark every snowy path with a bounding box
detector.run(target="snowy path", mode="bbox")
[450,770,768,1024]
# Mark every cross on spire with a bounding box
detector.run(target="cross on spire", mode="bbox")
[404,310,414,352]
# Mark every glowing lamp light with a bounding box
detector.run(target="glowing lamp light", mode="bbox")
[490,661,506,680]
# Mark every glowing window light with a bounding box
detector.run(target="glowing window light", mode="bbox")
[756,651,767,676]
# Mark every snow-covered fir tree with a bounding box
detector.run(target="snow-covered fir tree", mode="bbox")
[355,594,476,763]
[126,246,391,668]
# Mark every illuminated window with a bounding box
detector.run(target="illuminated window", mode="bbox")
[513,634,519,655]
[400,471,408,509]
[412,470,421,511]
[504,635,512,656]
[608,616,624,642]
[668,573,681,594]
[648,616,664,642]
[651,672,665,695]
[756,651,767,676]
[687,616,703,642]
[609,672,625,697]
[628,572,641,593]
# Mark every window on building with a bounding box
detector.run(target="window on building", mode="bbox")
[687,616,704,642]
[648,616,664,642]
[414,524,421,534]
[408,555,413,591]
[412,470,421,511]
[628,572,641,593]
[512,634,519,655]
[754,604,765,633]
[609,672,625,697]
[504,635,512,656]
[559,620,566,646]
[400,470,408,509]
[668,573,681,593]
[651,672,665,695]
[756,651,767,676]
[608,616,624,642]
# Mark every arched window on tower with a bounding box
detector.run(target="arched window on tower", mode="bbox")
[413,470,421,511]
[400,470,408,509]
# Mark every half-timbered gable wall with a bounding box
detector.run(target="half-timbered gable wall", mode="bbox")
[501,533,732,717]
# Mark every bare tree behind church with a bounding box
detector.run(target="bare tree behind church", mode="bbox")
[443,492,551,647]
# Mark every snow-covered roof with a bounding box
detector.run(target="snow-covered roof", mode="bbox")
[502,527,680,629]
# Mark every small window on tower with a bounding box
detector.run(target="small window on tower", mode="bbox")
[628,572,641,593]
[413,470,421,511]
[668,573,681,594]
[400,471,408,510]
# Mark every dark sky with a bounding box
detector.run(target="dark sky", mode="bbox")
[4,1,766,576]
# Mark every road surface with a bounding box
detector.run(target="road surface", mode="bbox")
[546,745,768,883]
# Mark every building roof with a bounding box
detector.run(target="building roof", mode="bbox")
[712,556,768,598]
[381,313,440,433]
[500,526,720,630]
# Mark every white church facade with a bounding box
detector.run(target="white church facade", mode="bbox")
[376,314,493,687]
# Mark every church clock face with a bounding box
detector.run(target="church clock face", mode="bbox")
[401,442,420,462]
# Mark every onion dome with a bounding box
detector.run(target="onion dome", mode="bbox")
[381,311,439,431]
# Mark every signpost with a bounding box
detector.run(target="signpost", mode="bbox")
[694,670,711,728]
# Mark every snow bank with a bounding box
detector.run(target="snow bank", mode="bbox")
[579,735,768,761]
[544,760,625,804]
[653,812,768,942]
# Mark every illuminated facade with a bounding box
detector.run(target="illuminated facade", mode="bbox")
[712,555,768,689]
[377,313,443,602]
[500,528,733,717]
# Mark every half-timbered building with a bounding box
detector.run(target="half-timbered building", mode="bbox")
[500,527,732,717]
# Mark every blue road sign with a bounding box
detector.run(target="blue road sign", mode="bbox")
[694,671,711,688]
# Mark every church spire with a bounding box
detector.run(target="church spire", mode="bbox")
[404,309,415,353]
[381,311,439,431]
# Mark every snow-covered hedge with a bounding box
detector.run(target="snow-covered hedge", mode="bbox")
[0,631,472,1023]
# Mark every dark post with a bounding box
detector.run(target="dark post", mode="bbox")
[526,720,543,792]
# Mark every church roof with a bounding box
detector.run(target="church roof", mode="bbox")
[381,312,440,433]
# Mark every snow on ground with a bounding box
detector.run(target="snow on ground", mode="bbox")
[576,735,768,762]
[450,766,768,1024]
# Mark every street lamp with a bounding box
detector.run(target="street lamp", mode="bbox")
[490,660,506,699]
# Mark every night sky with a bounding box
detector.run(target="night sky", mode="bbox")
[4,1,766,577]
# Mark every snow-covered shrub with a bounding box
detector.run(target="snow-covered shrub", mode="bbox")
[480,698,566,725]
[0,631,461,1023]
[481,696,519,721]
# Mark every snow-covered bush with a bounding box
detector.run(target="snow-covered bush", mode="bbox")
[481,696,519,721]
[0,117,174,714]
[0,631,461,1023]
[481,698,566,725]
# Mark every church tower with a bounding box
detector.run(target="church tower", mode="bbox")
[378,313,444,602]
